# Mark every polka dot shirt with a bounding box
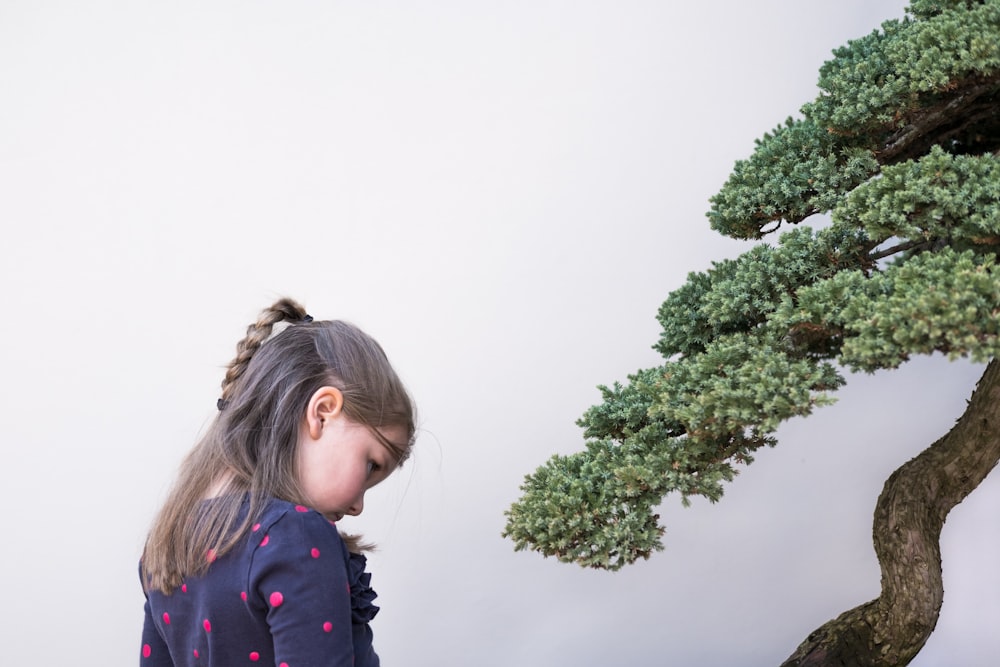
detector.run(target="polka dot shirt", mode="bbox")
[140,497,380,666]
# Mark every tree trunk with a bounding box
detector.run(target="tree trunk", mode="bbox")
[781,359,1000,667]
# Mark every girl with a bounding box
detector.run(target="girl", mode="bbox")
[140,298,415,666]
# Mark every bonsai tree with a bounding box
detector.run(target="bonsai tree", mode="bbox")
[503,1,1000,664]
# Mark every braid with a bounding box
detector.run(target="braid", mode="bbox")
[219,298,311,405]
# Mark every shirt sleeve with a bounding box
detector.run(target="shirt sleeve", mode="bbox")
[247,507,356,667]
[140,596,175,667]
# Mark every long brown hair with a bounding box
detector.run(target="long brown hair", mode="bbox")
[141,298,415,594]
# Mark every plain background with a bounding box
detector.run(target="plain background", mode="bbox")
[2,1,998,665]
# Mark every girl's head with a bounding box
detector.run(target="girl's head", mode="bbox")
[215,298,415,507]
[143,298,414,592]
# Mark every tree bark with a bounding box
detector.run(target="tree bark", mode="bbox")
[781,359,1000,667]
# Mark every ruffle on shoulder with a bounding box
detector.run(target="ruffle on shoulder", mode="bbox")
[348,553,380,624]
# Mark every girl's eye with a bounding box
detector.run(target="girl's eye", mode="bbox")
[367,461,380,476]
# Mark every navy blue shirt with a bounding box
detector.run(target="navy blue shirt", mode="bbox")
[141,497,380,666]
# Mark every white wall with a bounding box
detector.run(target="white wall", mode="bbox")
[3,1,997,664]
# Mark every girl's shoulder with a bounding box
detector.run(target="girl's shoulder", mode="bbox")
[255,499,381,625]
[256,496,338,527]
[248,497,350,558]
[244,497,358,604]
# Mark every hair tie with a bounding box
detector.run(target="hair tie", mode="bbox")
[302,314,314,323]
[217,398,228,411]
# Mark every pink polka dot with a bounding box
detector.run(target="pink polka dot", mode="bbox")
[252,523,260,532]
[181,584,188,593]
[270,591,284,607]
[142,644,151,658]
[193,649,199,658]
[241,591,248,601]
[323,621,333,632]
[295,505,308,512]
[203,619,212,632]
[279,663,288,667]
[206,549,217,563]
[162,612,171,625]
[260,535,270,547]
[249,651,260,661]
[310,547,320,558]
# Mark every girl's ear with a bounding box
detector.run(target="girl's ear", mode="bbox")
[305,386,345,439]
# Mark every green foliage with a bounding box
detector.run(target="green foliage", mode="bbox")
[807,2,1000,134]
[649,336,844,438]
[502,433,675,570]
[909,0,985,20]
[655,226,873,357]
[707,118,879,238]
[504,0,1000,570]
[708,0,1000,241]
[770,248,1000,371]
[841,249,1000,369]
[835,147,1000,245]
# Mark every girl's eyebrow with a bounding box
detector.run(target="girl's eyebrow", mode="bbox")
[368,426,411,465]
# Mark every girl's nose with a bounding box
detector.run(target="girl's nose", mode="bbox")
[346,495,364,516]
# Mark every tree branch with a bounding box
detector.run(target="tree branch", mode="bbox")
[780,359,1000,667]
[880,75,1000,164]
[869,239,933,262]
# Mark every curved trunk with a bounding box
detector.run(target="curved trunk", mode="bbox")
[781,359,1000,667]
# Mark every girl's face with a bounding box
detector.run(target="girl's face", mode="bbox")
[295,414,407,521]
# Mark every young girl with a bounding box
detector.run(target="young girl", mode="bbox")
[140,298,415,666]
